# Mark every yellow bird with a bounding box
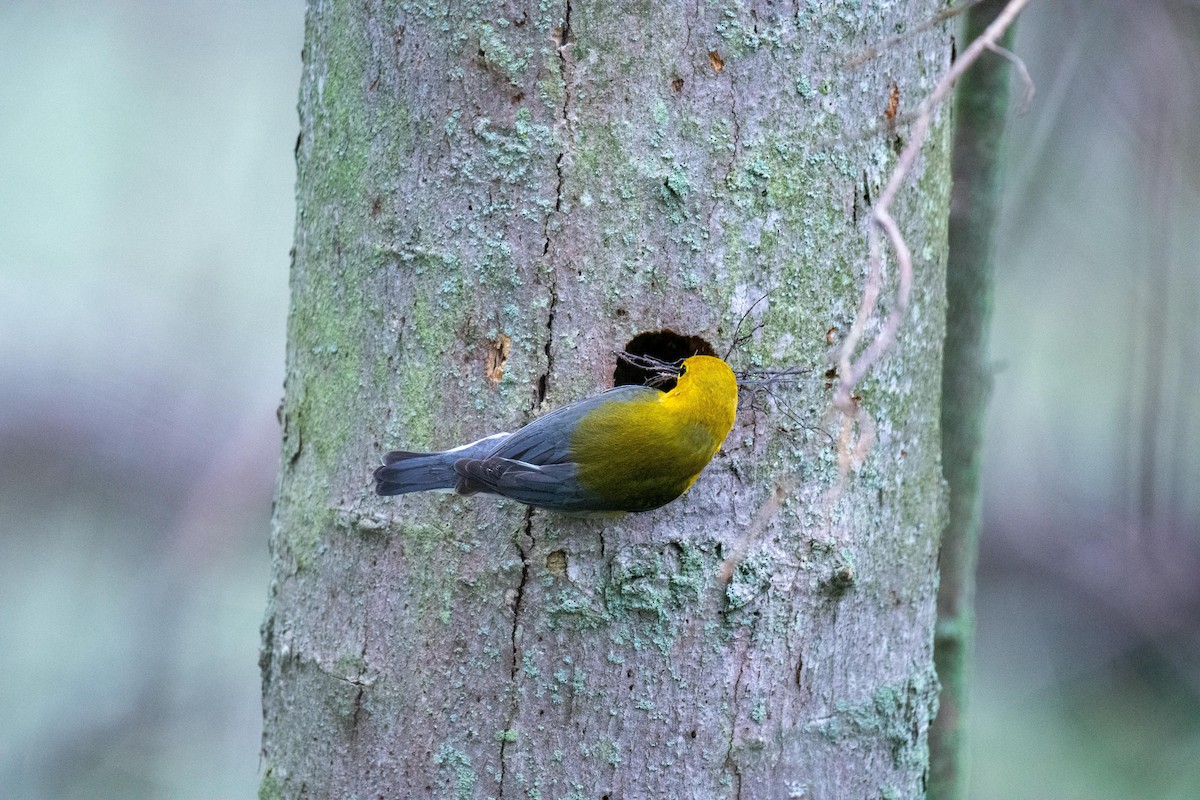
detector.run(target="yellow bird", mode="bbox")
[374,355,738,512]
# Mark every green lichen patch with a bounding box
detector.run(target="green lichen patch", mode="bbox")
[581,735,622,767]
[468,109,557,188]
[593,541,715,653]
[544,587,611,631]
[659,165,695,224]
[605,542,709,620]
[396,523,462,627]
[333,652,367,679]
[433,743,479,800]
[257,767,283,800]
[280,503,337,574]
[811,672,939,770]
[476,23,533,85]
[724,550,773,613]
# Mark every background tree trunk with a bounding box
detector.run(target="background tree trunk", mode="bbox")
[261,1,951,797]
[930,3,1020,798]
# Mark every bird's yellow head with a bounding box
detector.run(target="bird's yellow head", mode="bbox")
[665,355,739,444]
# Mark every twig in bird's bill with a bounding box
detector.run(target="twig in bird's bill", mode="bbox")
[736,366,814,388]
[615,350,682,388]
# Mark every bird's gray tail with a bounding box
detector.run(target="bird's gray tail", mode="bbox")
[373,433,509,496]
[373,451,460,495]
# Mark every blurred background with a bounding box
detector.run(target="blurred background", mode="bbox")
[976,2,1200,797]
[0,1,1195,798]
[0,2,300,797]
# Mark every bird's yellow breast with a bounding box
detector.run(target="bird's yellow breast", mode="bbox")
[571,355,738,511]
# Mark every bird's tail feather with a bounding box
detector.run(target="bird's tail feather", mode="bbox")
[373,433,510,496]
[373,451,460,495]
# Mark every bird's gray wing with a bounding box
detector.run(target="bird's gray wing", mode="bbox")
[453,459,596,510]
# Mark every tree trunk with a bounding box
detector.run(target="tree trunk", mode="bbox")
[261,2,951,798]
[930,3,1020,798]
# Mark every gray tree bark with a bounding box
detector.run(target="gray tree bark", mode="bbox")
[261,2,951,798]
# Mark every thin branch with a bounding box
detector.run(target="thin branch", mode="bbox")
[847,0,984,68]
[833,0,1034,417]
[986,41,1035,112]
[724,289,775,361]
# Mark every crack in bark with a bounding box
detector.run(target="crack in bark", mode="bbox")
[350,612,371,740]
[727,69,742,173]
[558,0,572,118]
[537,283,558,406]
[510,517,533,687]
[683,0,696,65]
[317,669,374,688]
[723,608,763,799]
[504,5,566,790]
[552,0,572,212]
[707,55,742,234]
[350,686,366,738]
[537,0,571,407]
[499,510,534,798]
[347,555,379,744]
[724,643,748,798]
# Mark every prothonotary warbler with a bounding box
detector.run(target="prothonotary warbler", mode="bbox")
[374,354,738,512]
